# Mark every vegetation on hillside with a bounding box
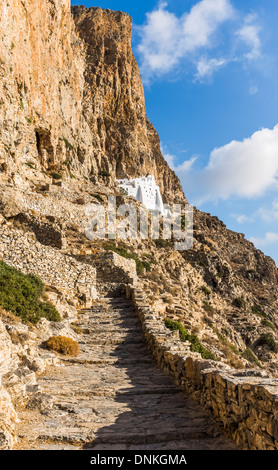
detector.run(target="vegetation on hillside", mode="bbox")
[164,318,218,361]
[0,260,60,324]
[45,335,80,356]
[103,242,152,275]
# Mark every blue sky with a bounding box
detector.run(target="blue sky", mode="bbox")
[71,0,278,265]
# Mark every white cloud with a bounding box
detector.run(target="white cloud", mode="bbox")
[137,0,235,82]
[250,232,278,247]
[173,124,278,204]
[249,85,259,95]
[231,213,254,224]
[195,57,227,80]
[136,0,262,83]
[236,14,261,61]
[160,143,197,172]
[256,199,278,222]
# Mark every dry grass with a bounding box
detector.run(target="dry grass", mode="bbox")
[45,335,80,356]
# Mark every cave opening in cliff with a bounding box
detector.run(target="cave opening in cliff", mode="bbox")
[35,129,54,169]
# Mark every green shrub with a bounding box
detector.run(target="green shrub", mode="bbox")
[233,297,244,309]
[251,305,267,319]
[142,254,157,265]
[99,170,110,177]
[0,261,60,324]
[202,286,211,296]
[203,301,214,314]
[91,193,104,203]
[119,187,128,196]
[24,161,36,169]
[261,319,275,330]
[241,348,261,367]
[214,329,239,354]
[45,336,80,356]
[49,172,62,180]
[103,243,150,275]
[62,137,73,150]
[164,318,217,361]
[154,239,173,249]
[259,333,278,352]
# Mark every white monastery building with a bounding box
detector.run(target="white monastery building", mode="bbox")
[116,175,167,215]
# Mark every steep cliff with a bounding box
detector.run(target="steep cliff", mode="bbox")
[0,0,87,181]
[0,1,184,203]
[71,5,184,203]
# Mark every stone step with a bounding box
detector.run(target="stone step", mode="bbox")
[84,338,144,346]
[84,429,221,447]
[14,292,237,451]
[77,326,142,335]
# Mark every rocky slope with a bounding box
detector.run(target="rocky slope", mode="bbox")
[0,0,277,450]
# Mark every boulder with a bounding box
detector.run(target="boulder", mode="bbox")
[0,187,24,218]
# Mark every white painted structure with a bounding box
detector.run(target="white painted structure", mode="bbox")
[116,175,167,215]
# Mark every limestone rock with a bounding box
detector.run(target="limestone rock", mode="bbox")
[0,187,24,218]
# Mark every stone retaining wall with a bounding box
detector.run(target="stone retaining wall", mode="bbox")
[15,213,65,249]
[0,224,96,305]
[76,251,137,287]
[127,284,278,450]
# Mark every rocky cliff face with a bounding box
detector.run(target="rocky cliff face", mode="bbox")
[0,1,184,203]
[71,6,184,203]
[0,0,87,182]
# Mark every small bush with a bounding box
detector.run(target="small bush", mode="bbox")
[261,319,275,330]
[233,297,244,309]
[241,348,261,367]
[91,193,104,203]
[258,333,278,352]
[203,301,214,314]
[164,318,218,361]
[103,243,150,275]
[154,239,173,249]
[0,261,60,324]
[214,329,239,354]
[62,137,73,150]
[202,286,211,296]
[45,336,80,356]
[50,172,62,180]
[119,187,128,196]
[99,170,110,177]
[142,254,157,265]
[251,305,267,319]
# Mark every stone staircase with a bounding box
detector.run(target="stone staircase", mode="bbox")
[14,296,237,450]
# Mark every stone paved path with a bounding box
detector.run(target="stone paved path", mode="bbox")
[14,297,237,450]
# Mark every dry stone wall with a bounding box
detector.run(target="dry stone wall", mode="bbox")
[127,284,278,450]
[76,251,137,296]
[0,224,96,305]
